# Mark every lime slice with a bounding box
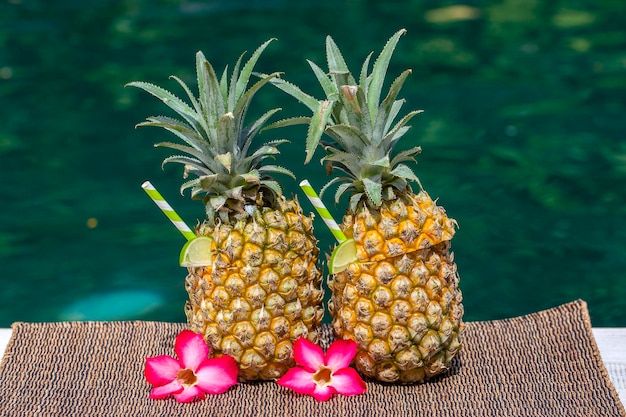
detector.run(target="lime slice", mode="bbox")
[179,236,214,267]
[328,239,358,274]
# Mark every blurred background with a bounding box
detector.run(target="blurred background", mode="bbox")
[1,0,625,327]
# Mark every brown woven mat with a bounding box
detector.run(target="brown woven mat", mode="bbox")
[0,299,624,417]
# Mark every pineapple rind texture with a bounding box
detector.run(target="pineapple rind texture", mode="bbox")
[184,196,325,381]
[342,191,457,261]
[328,191,464,383]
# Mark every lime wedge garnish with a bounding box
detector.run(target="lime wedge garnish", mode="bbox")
[179,236,214,267]
[328,239,358,274]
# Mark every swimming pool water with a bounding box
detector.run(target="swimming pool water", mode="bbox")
[1,0,625,327]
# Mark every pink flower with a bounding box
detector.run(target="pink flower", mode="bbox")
[144,330,238,402]
[277,338,366,402]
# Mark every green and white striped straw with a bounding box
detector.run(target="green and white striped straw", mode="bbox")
[141,181,196,241]
[299,179,347,243]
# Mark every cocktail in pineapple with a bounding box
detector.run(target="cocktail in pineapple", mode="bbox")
[270,29,464,383]
[129,40,324,381]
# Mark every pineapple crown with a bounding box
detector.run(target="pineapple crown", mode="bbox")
[267,29,423,211]
[127,39,295,225]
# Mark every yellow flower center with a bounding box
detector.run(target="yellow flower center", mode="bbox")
[177,368,198,387]
[313,366,333,387]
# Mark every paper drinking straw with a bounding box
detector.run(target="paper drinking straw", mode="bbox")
[299,180,347,243]
[141,181,196,241]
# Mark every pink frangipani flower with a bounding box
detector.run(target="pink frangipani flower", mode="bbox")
[144,329,238,402]
[277,338,366,402]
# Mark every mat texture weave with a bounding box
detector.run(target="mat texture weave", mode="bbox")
[0,299,624,417]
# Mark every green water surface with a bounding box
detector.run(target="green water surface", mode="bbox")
[1,0,625,327]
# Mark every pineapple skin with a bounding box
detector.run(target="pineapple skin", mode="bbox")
[184,196,325,381]
[328,191,464,383]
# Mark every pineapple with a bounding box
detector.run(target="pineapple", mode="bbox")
[270,29,464,383]
[128,40,324,381]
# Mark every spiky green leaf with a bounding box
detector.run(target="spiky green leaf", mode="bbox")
[349,192,364,212]
[346,84,373,138]
[126,81,201,134]
[322,150,362,177]
[225,185,244,200]
[385,127,410,150]
[324,124,369,152]
[137,116,210,154]
[216,111,235,153]
[260,179,283,196]
[305,100,336,163]
[384,100,405,135]
[335,85,369,130]
[228,52,245,111]
[155,141,215,169]
[215,152,233,172]
[307,59,339,99]
[367,155,390,169]
[381,109,423,149]
[334,181,354,204]
[359,52,374,95]
[184,165,211,179]
[239,140,285,169]
[390,146,422,166]
[389,163,419,182]
[268,77,319,111]
[319,177,343,198]
[196,53,224,135]
[318,177,353,203]
[209,195,227,211]
[179,177,201,194]
[161,155,212,175]
[235,38,276,103]
[257,165,296,179]
[237,171,261,184]
[367,29,406,125]
[232,73,280,139]
[340,85,361,114]
[169,75,203,122]
[219,64,229,100]
[362,175,383,207]
[325,35,350,76]
[240,107,282,155]
[199,173,233,190]
[382,185,396,201]
[263,116,311,131]
[373,69,412,145]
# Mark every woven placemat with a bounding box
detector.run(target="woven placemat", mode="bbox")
[0,299,624,417]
